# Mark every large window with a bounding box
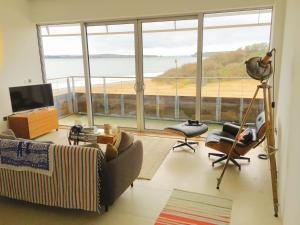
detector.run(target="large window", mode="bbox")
[39,24,88,126]
[86,23,137,128]
[38,8,273,130]
[201,9,272,123]
[142,19,198,130]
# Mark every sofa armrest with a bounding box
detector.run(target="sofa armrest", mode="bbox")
[103,140,143,205]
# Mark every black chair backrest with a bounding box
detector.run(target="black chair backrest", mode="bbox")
[256,111,266,139]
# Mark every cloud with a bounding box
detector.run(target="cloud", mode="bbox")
[42,26,270,56]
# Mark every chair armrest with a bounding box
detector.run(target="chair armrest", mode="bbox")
[222,123,241,136]
[219,137,246,147]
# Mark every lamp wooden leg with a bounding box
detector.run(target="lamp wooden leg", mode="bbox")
[264,86,279,217]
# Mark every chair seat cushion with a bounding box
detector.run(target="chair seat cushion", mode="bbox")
[165,122,208,138]
[205,130,246,147]
[206,130,234,142]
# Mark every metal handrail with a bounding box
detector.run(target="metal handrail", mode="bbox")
[49,75,263,123]
[47,75,253,81]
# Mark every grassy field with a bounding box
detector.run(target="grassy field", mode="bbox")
[54,78,263,98]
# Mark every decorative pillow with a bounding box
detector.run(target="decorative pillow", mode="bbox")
[0,134,16,140]
[0,129,16,140]
[118,132,134,154]
[113,131,122,150]
[105,143,118,161]
[2,129,16,138]
[237,128,253,145]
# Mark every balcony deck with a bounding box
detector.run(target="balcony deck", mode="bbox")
[59,113,222,132]
[50,75,264,131]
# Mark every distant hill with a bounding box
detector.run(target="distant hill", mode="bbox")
[44,43,269,82]
[156,43,269,80]
[194,51,220,58]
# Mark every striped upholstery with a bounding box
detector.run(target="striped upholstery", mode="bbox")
[0,143,104,212]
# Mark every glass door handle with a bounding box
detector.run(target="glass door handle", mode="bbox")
[134,83,137,92]
[134,82,145,92]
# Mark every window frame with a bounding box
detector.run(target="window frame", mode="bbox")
[36,6,273,131]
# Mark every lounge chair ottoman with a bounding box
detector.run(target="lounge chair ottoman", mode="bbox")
[165,122,208,152]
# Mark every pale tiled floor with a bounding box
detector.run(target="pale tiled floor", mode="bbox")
[0,129,282,225]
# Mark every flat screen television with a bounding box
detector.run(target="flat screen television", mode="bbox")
[9,84,54,113]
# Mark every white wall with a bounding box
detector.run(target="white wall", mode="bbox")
[276,0,300,224]
[2,0,299,223]
[29,0,274,23]
[0,0,43,131]
[271,0,286,105]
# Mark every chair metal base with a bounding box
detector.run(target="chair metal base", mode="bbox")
[208,153,250,170]
[173,137,199,152]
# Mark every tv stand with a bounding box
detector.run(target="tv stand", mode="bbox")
[8,108,59,139]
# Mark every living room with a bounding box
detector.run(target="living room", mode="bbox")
[0,0,299,225]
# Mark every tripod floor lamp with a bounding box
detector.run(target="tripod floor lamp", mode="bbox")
[216,48,279,217]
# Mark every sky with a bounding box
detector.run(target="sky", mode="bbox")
[41,10,272,56]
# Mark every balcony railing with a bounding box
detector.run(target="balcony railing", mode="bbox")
[48,75,263,124]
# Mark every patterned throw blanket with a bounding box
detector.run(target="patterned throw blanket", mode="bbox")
[0,139,53,176]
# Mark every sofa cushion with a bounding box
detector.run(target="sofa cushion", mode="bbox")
[105,143,118,161]
[118,132,134,154]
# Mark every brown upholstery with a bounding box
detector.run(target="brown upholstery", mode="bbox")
[205,112,266,168]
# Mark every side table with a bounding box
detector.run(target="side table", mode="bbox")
[68,129,116,145]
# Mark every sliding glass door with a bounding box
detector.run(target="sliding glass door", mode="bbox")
[38,9,273,130]
[201,9,272,124]
[141,19,198,130]
[86,23,137,128]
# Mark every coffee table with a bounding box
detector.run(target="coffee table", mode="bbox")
[68,128,116,145]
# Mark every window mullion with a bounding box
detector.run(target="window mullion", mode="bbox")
[196,13,204,121]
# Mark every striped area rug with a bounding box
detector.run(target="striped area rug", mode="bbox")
[155,189,232,225]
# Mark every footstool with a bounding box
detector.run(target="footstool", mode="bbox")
[165,122,208,152]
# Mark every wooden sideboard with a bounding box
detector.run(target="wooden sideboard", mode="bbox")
[8,108,59,139]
